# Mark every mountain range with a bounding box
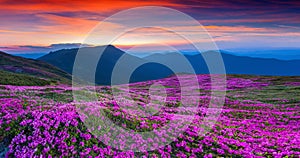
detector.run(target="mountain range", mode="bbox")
[0,45,299,86]
[37,45,300,85]
[144,51,300,76]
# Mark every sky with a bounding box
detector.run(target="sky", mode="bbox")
[0,0,300,55]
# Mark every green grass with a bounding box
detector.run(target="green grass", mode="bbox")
[0,70,52,86]
[228,85,300,104]
[227,74,300,104]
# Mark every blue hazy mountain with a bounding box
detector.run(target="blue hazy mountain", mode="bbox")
[38,45,300,85]
[38,45,173,85]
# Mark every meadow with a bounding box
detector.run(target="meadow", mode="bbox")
[0,74,299,157]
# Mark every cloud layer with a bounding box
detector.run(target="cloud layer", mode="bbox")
[0,0,299,52]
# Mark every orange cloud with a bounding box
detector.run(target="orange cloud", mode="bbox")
[35,14,98,35]
[0,0,180,13]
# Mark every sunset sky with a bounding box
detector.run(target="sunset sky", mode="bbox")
[1,0,300,55]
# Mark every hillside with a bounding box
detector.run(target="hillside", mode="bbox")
[0,70,52,86]
[1,74,299,157]
[0,51,71,85]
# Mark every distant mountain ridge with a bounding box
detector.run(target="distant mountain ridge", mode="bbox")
[144,51,300,76]
[223,49,300,60]
[37,45,300,85]
[14,53,47,59]
[0,51,71,85]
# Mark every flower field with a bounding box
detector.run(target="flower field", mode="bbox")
[0,75,299,157]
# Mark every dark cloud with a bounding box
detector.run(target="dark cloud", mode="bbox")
[171,0,300,27]
[41,11,107,21]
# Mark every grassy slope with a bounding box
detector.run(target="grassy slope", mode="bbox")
[0,51,71,85]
